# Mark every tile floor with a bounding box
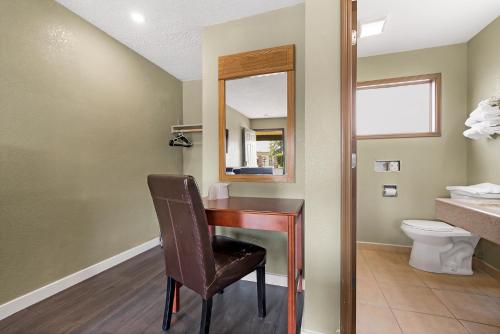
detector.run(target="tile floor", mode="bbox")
[357,247,500,334]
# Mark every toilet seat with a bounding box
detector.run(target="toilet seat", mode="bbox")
[401,220,472,237]
[402,220,453,232]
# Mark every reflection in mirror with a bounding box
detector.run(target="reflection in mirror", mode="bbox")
[224,72,287,176]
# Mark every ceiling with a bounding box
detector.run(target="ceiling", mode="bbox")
[56,0,303,81]
[358,0,500,57]
[56,0,500,80]
[226,72,287,119]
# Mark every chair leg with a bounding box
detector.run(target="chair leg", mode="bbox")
[257,265,266,318]
[200,298,212,334]
[162,276,175,331]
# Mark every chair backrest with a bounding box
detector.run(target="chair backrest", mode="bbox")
[147,175,216,296]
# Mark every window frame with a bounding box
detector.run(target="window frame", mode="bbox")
[356,73,442,140]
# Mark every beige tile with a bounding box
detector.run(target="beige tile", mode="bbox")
[372,267,426,287]
[415,270,484,295]
[473,271,500,298]
[356,302,402,334]
[460,321,500,334]
[357,252,375,280]
[434,290,500,327]
[362,250,426,287]
[380,284,452,317]
[393,309,468,334]
[416,269,500,298]
[362,250,408,269]
[357,277,387,307]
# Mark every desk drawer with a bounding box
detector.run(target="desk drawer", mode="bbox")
[206,210,290,232]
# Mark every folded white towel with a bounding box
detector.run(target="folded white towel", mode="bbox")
[447,183,500,199]
[447,183,500,194]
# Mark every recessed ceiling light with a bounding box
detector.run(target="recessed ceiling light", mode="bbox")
[130,12,145,24]
[359,18,386,38]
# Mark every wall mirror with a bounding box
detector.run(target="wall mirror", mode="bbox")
[218,45,295,182]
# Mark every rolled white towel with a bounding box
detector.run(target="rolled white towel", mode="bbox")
[465,103,500,127]
[463,123,500,139]
[480,96,499,107]
[466,116,500,128]
[463,127,489,139]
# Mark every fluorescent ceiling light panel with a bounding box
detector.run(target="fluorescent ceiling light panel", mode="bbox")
[130,12,145,24]
[360,18,386,38]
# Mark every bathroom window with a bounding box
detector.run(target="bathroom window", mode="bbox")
[356,73,441,139]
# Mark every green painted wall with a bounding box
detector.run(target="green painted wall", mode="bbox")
[182,80,203,184]
[304,0,342,332]
[467,17,500,270]
[202,4,305,277]
[0,0,183,304]
[357,44,469,246]
[225,106,250,167]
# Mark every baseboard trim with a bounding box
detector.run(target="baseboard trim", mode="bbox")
[0,238,160,321]
[357,241,411,254]
[301,329,327,334]
[241,272,306,290]
[473,257,500,282]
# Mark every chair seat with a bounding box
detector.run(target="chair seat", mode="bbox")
[207,236,266,297]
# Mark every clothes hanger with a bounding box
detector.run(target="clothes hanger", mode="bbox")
[169,132,193,147]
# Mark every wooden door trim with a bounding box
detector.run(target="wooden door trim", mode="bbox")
[340,0,357,333]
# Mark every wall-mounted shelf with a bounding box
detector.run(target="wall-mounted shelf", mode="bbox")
[171,123,203,134]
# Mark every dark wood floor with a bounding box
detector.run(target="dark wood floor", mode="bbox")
[0,247,303,334]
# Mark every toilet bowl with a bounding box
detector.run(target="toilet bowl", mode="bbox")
[401,220,480,275]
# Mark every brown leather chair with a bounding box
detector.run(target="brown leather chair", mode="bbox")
[147,175,266,334]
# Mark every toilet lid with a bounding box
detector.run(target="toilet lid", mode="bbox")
[402,220,454,232]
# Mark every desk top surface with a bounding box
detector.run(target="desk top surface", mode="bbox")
[203,197,304,216]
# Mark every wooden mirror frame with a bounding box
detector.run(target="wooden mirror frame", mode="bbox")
[218,44,296,182]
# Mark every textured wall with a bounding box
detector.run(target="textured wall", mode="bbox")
[202,4,305,276]
[357,44,469,246]
[182,80,203,184]
[225,106,250,167]
[303,0,341,332]
[0,0,182,304]
[467,17,500,270]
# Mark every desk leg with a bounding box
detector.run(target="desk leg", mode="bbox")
[297,212,303,293]
[287,217,297,334]
[173,282,181,313]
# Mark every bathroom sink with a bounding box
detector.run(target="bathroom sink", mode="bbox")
[476,203,500,215]
[435,198,500,245]
[477,203,500,208]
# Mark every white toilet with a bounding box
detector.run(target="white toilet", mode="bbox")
[401,220,480,275]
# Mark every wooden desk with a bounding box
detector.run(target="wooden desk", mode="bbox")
[173,197,304,334]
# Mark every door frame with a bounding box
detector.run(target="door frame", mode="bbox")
[340,0,357,333]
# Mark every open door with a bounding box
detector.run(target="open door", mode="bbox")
[340,0,357,333]
[243,127,257,167]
